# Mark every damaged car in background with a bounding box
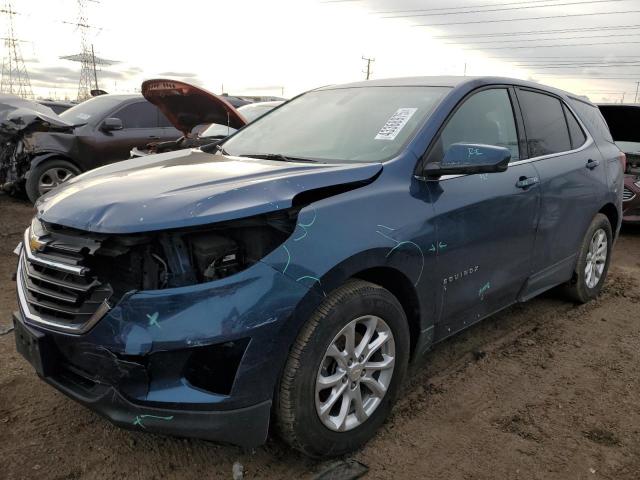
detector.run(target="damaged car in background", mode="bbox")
[130,79,283,157]
[598,103,640,223]
[12,76,622,457]
[0,93,181,203]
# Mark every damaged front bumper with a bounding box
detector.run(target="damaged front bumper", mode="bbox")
[13,310,271,447]
[13,258,315,447]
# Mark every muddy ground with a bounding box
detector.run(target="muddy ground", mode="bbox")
[0,192,639,480]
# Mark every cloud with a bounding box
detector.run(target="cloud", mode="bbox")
[157,71,199,78]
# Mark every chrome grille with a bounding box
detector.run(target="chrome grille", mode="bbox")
[623,187,636,202]
[17,229,112,334]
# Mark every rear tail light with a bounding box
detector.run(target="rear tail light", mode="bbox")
[618,151,627,173]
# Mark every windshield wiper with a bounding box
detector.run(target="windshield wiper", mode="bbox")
[239,153,317,163]
[200,142,228,155]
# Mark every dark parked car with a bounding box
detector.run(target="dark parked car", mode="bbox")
[598,104,640,223]
[0,93,181,203]
[12,76,623,457]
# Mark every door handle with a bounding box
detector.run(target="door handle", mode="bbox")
[515,176,539,189]
[586,158,600,169]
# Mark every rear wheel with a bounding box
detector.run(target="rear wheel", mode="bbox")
[25,158,80,203]
[276,279,410,457]
[564,213,612,303]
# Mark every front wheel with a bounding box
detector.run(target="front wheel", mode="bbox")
[564,213,613,303]
[25,158,80,203]
[276,279,410,457]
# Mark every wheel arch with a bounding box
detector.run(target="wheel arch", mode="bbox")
[351,266,422,356]
[27,152,82,177]
[599,202,619,238]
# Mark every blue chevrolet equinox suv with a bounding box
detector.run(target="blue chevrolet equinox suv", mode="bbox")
[13,77,624,457]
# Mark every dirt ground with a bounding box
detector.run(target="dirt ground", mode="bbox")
[1,192,639,480]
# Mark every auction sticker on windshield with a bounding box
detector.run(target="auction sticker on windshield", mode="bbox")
[375,107,417,141]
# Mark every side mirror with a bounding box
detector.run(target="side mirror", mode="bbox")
[424,143,511,176]
[101,117,123,132]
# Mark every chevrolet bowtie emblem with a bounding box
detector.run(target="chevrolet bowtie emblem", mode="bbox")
[28,230,47,254]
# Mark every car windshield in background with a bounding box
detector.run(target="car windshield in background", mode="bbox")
[59,95,123,124]
[237,103,280,122]
[222,86,450,163]
[200,102,282,139]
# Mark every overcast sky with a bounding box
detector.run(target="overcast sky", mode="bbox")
[7,0,640,103]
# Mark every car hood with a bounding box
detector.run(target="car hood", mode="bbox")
[0,94,74,138]
[35,149,382,234]
[142,79,247,136]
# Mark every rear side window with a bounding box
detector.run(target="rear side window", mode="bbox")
[564,104,587,149]
[113,101,159,129]
[570,99,614,143]
[517,89,571,157]
[436,88,520,162]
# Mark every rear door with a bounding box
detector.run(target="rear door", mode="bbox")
[514,88,604,298]
[426,87,541,338]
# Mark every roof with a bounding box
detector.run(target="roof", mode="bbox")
[316,75,590,105]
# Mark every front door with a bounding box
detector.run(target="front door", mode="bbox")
[423,87,540,339]
[94,101,179,165]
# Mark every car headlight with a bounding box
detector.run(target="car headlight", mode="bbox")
[28,217,48,253]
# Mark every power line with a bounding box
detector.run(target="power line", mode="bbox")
[432,25,640,38]
[517,63,640,68]
[412,9,640,27]
[510,57,640,62]
[375,0,616,15]
[490,55,640,58]
[446,32,640,45]
[383,0,629,18]
[469,40,640,50]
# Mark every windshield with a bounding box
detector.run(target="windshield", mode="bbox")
[60,95,125,123]
[222,86,450,162]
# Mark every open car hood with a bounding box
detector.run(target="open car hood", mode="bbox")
[36,149,382,234]
[0,94,73,138]
[142,79,247,136]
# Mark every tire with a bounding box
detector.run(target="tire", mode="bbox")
[25,158,80,203]
[564,213,613,303]
[276,279,410,457]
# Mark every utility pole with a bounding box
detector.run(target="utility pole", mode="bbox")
[621,92,625,104]
[635,81,639,104]
[362,56,375,80]
[0,0,33,99]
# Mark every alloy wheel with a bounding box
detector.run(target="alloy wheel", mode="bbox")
[315,315,395,432]
[585,228,607,289]
[38,167,75,195]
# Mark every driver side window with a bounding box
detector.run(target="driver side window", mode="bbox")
[434,88,520,162]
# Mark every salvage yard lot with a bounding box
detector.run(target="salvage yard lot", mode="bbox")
[1,193,639,480]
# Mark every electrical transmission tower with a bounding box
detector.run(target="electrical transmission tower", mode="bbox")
[0,0,33,99]
[62,0,115,101]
